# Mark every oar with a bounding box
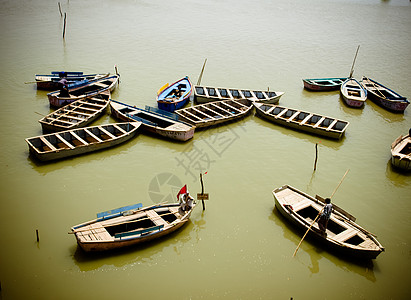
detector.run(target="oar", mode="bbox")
[349,45,360,78]
[25,80,48,84]
[292,169,350,257]
[197,58,207,86]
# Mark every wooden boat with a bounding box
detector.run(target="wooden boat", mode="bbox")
[39,92,110,132]
[340,78,367,108]
[360,77,409,113]
[35,71,108,90]
[47,74,119,108]
[25,122,141,161]
[302,77,347,91]
[273,185,385,259]
[254,102,349,139]
[194,85,284,104]
[70,200,196,252]
[175,98,253,128]
[110,100,195,141]
[156,76,192,112]
[391,133,411,171]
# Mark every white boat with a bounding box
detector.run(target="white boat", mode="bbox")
[194,85,284,104]
[254,102,349,139]
[110,100,195,141]
[273,185,385,259]
[25,122,141,161]
[39,92,110,132]
[47,74,119,108]
[340,78,367,108]
[70,200,196,252]
[391,133,411,171]
[175,98,253,128]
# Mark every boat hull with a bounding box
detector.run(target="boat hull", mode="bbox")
[35,72,107,90]
[76,218,189,252]
[47,75,118,108]
[26,122,141,161]
[273,185,384,260]
[391,134,411,171]
[71,203,195,252]
[156,77,192,112]
[361,77,409,113]
[39,93,110,133]
[194,85,284,104]
[254,103,349,139]
[340,78,367,108]
[176,99,253,128]
[110,100,195,141]
[302,78,347,91]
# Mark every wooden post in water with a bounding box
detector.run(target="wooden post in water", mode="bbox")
[313,143,318,171]
[58,2,63,17]
[62,13,67,39]
[36,229,39,242]
[200,173,205,210]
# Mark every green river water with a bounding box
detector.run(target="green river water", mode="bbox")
[0,0,410,299]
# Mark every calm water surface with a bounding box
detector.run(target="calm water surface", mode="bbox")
[0,0,410,299]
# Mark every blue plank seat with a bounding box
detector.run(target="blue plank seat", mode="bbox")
[114,225,164,240]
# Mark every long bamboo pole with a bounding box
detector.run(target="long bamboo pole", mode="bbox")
[292,169,350,257]
[349,45,360,78]
[197,58,207,86]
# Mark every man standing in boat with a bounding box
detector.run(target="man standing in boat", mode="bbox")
[318,198,332,236]
[58,72,69,97]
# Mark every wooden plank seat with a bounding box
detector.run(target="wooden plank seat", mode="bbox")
[333,228,359,243]
[115,224,164,240]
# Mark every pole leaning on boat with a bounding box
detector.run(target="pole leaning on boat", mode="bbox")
[292,169,350,257]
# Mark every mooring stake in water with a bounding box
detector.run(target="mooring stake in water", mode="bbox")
[313,143,319,171]
[58,2,63,17]
[197,173,209,210]
[36,229,39,242]
[62,12,67,39]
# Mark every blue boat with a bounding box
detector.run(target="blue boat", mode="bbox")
[156,76,192,112]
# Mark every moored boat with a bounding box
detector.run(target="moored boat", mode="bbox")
[110,99,195,141]
[25,122,141,161]
[360,77,409,113]
[47,74,119,108]
[390,133,411,171]
[70,193,196,252]
[273,185,385,259]
[39,92,110,132]
[194,85,284,104]
[340,78,367,108]
[156,76,192,112]
[254,103,349,139]
[175,98,253,128]
[302,77,347,91]
[35,71,108,90]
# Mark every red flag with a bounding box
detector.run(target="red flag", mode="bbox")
[204,171,208,175]
[177,184,187,200]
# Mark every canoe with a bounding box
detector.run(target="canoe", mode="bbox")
[273,185,385,259]
[194,85,284,104]
[340,78,367,108]
[25,122,141,162]
[110,100,195,141]
[254,102,349,139]
[39,92,110,133]
[156,76,192,112]
[360,77,409,113]
[70,200,196,252]
[391,133,411,171]
[302,77,347,91]
[35,71,108,90]
[47,74,119,108]
[175,98,253,128]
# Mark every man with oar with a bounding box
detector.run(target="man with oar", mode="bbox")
[293,169,349,257]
